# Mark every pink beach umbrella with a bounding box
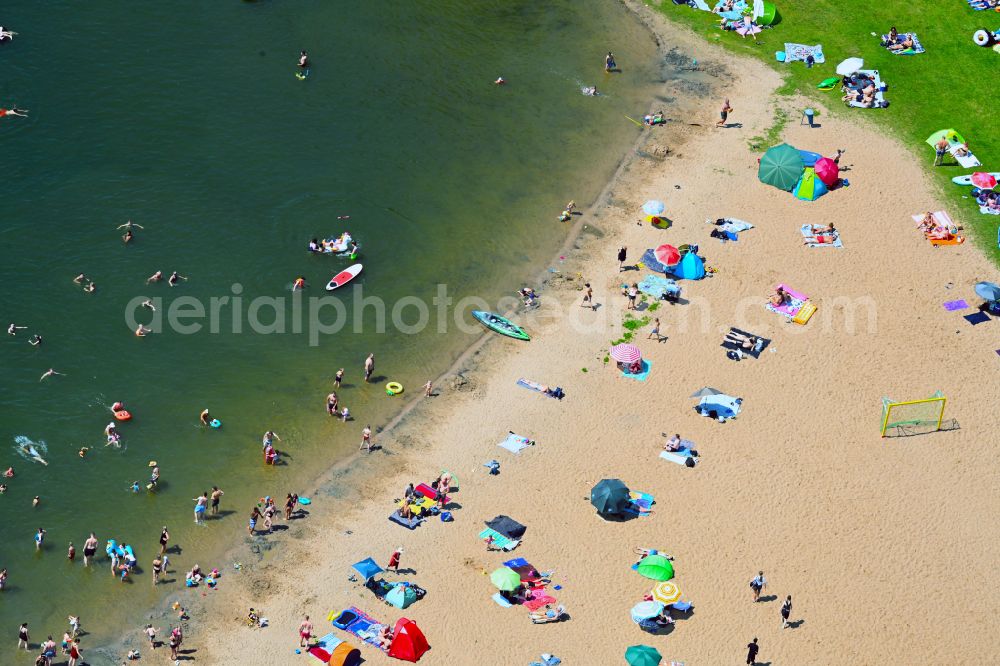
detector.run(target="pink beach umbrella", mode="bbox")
[653,244,681,266]
[971,172,997,190]
[610,343,642,364]
[813,157,839,187]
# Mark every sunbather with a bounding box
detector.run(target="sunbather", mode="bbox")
[888,34,914,51]
[398,503,415,520]
[916,212,936,232]
[954,143,971,157]
[769,286,790,307]
[377,625,394,649]
[663,433,682,451]
[885,27,899,44]
[529,604,566,623]
[634,547,674,565]
[725,331,761,349]
[713,0,735,13]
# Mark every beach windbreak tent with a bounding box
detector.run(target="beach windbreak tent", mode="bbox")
[590,478,631,515]
[328,642,362,666]
[388,618,429,662]
[758,143,804,191]
[925,129,965,147]
[793,167,828,201]
[385,584,419,609]
[636,554,675,581]
[674,251,706,280]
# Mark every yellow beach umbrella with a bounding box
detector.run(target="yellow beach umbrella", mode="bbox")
[650,581,681,605]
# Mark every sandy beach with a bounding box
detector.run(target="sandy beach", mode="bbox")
[148,5,1000,666]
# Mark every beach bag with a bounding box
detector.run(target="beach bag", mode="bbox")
[685,457,696,468]
[440,511,453,522]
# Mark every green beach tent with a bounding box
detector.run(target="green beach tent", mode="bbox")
[758,2,777,26]
[636,554,675,582]
[625,645,662,666]
[385,584,419,609]
[926,129,965,147]
[758,143,804,191]
[490,566,521,592]
[792,167,829,201]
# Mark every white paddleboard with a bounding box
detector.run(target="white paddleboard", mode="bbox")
[326,263,363,291]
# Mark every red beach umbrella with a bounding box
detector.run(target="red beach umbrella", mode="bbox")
[610,343,642,364]
[653,244,680,266]
[971,172,997,190]
[813,157,840,187]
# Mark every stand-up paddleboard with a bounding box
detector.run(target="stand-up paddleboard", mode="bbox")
[472,310,530,341]
[952,172,1000,186]
[326,264,363,291]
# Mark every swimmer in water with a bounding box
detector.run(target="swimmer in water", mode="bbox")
[0,484,6,493]
[3,467,13,477]
[147,271,163,283]
[341,405,350,422]
[583,86,598,96]
[0,107,28,118]
[131,481,141,493]
[105,421,117,438]
[32,496,40,507]
[39,368,64,381]
[78,447,89,458]
[29,334,42,346]
[326,392,338,415]
[292,276,306,291]
[123,229,134,244]
[117,220,144,231]
[141,300,156,311]
[298,50,309,68]
[494,76,505,85]
[168,271,187,287]
[605,51,616,72]
[35,527,46,549]
[8,323,26,335]
[73,274,87,284]
[200,409,212,426]
[135,324,150,337]
[83,282,96,293]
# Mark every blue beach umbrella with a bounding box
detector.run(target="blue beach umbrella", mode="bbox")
[351,557,384,582]
[642,200,665,215]
[630,601,665,623]
[975,281,1000,302]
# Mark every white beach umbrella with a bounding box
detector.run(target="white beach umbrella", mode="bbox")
[835,58,864,76]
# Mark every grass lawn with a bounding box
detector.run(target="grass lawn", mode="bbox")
[652,0,1000,263]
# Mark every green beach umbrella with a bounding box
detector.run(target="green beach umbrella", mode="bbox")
[758,143,804,192]
[490,566,521,592]
[636,554,675,581]
[926,129,965,147]
[625,644,662,666]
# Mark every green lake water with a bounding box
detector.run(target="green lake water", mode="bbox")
[0,0,663,654]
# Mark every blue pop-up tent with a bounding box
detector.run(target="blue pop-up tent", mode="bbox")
[673,251,706,280]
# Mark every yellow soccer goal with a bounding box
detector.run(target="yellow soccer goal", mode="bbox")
[880,392,946,438]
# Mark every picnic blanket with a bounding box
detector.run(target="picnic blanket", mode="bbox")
[625,491,655,516]
[800,224,843,248]
[882,32,925,55]
[721,327,770,358]
[765,283,808,318]
[333,607,388,652]
[714,0,748,20]
[523,594,558,611]
[479,528,520,551]
[940,141,982,168]
[637,274,681,300]
[981,205,1000,216]
[967,0,998,10]
[498,432,535,455]
[784,43,825,64]
[846,69,888,108]
[388,511,423,530]
[912,211,965,245]
[708,217,754,234]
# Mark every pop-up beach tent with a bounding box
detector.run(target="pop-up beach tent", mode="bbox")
[793,167,829,201]
[388,618,429,662]
[673,251,706,280]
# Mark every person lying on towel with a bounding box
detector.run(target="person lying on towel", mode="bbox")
[725,330,764,350]
[769,286,790,307]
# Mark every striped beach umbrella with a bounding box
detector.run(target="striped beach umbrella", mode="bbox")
[650,581,681,605]
[610,344,642,364]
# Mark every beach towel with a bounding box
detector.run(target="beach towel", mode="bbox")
[714,0,748,20]
[660,447,697,466]
[309,632,341,662]
[498,432,535,455]
[388,512,423,530]
[800,224,843,248]
[637,274,681,300]
[708,217,754,234]
[943,300,969,311]
[783,43,825,64]
[882,32,925,55]
[624,490,655,516]
[502,557,529,568]
[952,146,982,168]
[967,0,996,10]
[333,607,388,652]
[479,528,520,551]
[912,211,964,245]
[523,594,558,611]
[692,0,711,9]
[980,205,1000,216]
[765,283,808,318]
[965,311,991,325]
[721,327,770,358]
[622,359,652,381]
[517,378,564,399]
[492,592,513,608]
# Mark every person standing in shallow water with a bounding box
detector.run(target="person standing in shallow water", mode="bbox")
[364,354,375,382]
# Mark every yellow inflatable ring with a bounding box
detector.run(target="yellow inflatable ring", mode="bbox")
[385,382,403,396]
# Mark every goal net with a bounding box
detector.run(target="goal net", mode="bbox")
[880,392,946,437]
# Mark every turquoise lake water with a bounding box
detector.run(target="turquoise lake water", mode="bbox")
[0,0,662,652]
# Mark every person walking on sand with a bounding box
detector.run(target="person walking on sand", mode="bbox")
[211,486,224,515]
[781,594,792,628]
[617,246,627,271]
[934,137,949,166]
[360,424,372,453]
[648,317,661,341]
[626,283,638,310]
[159,526,169,555]
[716,98,733,128]
[82,533,97,566]
[334,368,344,388]
[750,571,767,602]
[364,353,375,382]
[144,624,159,650]
[298,616,313,647]
[581,283,595,310]
[326,392,338,415]
[746,637,760,665]
[387,546,403,573]
[193,493,208,524]
[423,380,433,397]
